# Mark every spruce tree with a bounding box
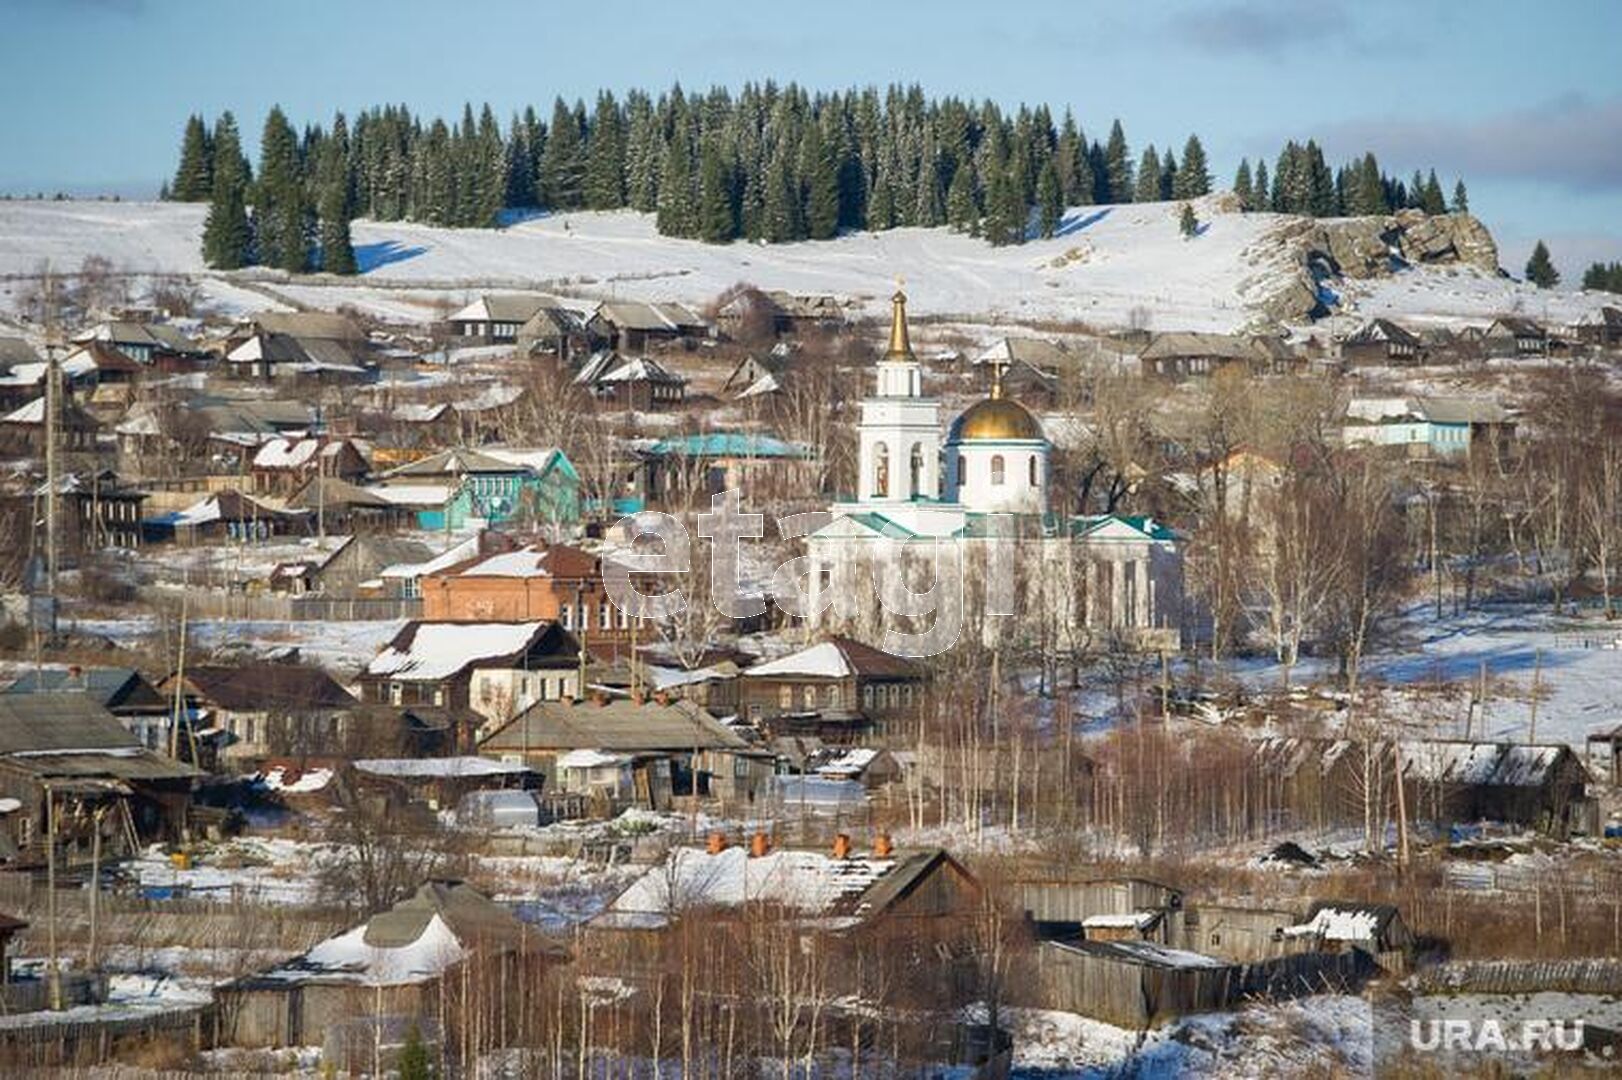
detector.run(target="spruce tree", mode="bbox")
[1452,179,1469,214]
[315,119,357,275]
[1035,160,1063,239]
[913,148,945,227]
[1525,241,1560,288]
[201,112,252,269]
[1134,145,1161,204]
[762,147,799,242]
[946,159,978,233]
[1233,159,1253,211]
[256,106,309,272]
[1159,149,1177,201]
[171,115,214,202]
[1179,202,1199,239]
[983,163,1025,246]
[1174,134,1210,199]
[656,129,696,237]
[697,139,736,243]
[1421,169,1446,215]
[539,97,584,210]
[800,122,840,240]
[866,168,896,232]
[1253,160,1269,214]
[585,91,625,210]
[1103,119,1132,203]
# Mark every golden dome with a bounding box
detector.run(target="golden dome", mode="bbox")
[949,397,1045,442]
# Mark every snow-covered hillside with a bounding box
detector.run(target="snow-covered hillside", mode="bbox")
[0,198,1613,334]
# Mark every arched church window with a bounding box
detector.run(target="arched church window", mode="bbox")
[956,454,966,487]
[909,443,923,498]
[991,454,1006,486]
[874,442,889,497]
[1029,456,1038,486]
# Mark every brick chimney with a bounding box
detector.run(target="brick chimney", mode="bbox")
[705,831,728,855]
[832,833,851,860]
[873,832,893,858]
[750,831,771,857]
[653,689,671,706]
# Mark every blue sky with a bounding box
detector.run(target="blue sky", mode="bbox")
[2,0,1618,276]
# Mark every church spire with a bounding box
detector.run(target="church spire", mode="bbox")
[885,288,913,360]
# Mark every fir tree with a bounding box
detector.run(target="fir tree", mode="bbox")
[398,1026,431,1080]
[866,167,896,232]
[1159,149,1177,201]
[171,115,214,202]
[1233,159,1253,211]
[799,122,840,240]
[762,146,799,242]
[1179,202,1199,239]
[1253,160,1269,214]
[584,91,625,210]
[315,117,357,275]
[913,147,945,227]
[201,112,251,269]
[946,159,979,233]
[983,162,1026,246]
[255,105,310,272]
[1134,145,1161,204]
[1103,119,1132,203]
[1035,160,1063,239]
[1421,169,1446,215]
[539,97,584,210]
[1525,240,1560,288]
[1174,134,1210,199]
[697,138,736,243]
[1452,179,1469,214]
[655,127,696,237]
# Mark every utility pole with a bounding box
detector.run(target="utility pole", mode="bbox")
[45,782,61,1011]
[43,274,62,623]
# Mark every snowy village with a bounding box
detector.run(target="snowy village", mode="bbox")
[1,3,1621,1077]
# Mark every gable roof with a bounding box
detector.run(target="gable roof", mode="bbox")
[746,637,920,681]
[5,667,161,711]
[0,694,140,754]
[482,696,747,753]
[449,293,556,325]
[1346,318,1422,348]
[0,337,40,369]
[252,311,363,341]
[175,664,357,712]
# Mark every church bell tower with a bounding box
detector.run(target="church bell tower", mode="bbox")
[857,290,941,504]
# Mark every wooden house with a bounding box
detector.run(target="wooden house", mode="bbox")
[360,620,580,735]
[1484,317,1550,358]
[144,489,308,545]
[4,665,169,749]
[161,663,358,765]
[584,355,688,411]
[737,636,926,739]
[445,293,551,344]
[215,880,560,1064]
[1340,318,1425,367]
[589,300,711,352]
[1139,332,1293,379]
[0,694,198,866]
[478,694,763,807]
[248,437,369,497]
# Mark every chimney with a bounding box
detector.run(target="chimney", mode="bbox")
[653,689,670,706]
[750,831,770,858]
[561,693,575,707]
[706,831,728,855]
[832,833,851,860]
[631,691,645,706]
[592,690,609,707]
[873,832,893,858]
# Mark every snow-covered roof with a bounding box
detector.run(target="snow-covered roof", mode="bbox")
[1082,911,1161,931]
[813,747,880,777]
[353,756,532,779]
[2,398,45,425]
[364,620,553,682]
[747,641,853,679]
[1283,907,1380,943]
[380,533,482,579]
[257,765,334,794]
[252,437,322,470]
[601,846,897,928]
[556,749,631,770]
[392,403,450,423]
[365,484,452,507]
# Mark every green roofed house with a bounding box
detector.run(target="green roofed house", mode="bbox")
[377,446,581,531]
[634,431,816,508]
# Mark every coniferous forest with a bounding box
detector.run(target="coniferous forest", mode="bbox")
[162,83,1467,274]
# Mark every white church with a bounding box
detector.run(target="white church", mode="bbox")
[806,291,1184,653]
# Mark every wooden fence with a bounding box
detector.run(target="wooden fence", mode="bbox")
[135,586,419,622]
[1416,958,1622,996]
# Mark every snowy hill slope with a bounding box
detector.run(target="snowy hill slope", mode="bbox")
[0,198,1611,333]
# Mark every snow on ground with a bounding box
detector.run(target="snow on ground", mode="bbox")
[11,198,1607,336]
[129,837,343,905]
[65,613,404,673]
[991,995,1372,1078]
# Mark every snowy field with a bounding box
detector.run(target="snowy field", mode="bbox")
[5,198,1611,335]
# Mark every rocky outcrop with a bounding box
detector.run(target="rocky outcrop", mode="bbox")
[1246,210,1501,325]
